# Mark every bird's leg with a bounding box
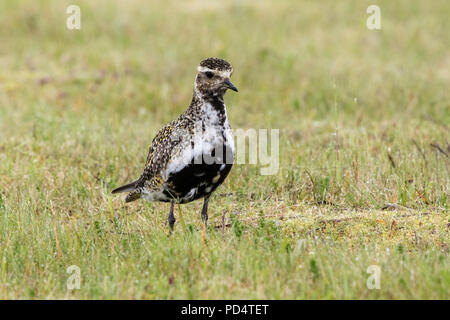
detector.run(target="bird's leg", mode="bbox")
[201,196,210,228]
[167,201,176,231]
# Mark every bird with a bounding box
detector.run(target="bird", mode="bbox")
[112,57,238,230]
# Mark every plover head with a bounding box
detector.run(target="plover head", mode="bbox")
[194,57,238,99]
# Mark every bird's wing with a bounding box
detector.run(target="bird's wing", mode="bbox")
[139,119,187,189]
[124,115,194,203]
[123,122,178,202]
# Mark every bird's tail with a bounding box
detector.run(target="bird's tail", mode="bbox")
[112,179,139,194]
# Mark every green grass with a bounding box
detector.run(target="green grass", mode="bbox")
[0,0,449,299]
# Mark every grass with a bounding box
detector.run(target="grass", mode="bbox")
[0,0,449,299]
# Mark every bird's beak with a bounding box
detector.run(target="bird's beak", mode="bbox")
[225,79,238,92]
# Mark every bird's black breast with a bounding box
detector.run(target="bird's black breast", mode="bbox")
[163,145,233,203]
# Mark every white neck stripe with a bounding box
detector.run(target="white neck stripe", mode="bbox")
[197,66,232,78]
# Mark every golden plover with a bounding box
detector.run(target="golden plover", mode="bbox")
[112,57,238,230]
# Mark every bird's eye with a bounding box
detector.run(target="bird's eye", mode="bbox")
[205,71,214,78]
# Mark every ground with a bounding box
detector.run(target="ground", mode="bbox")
[0,0,448,299]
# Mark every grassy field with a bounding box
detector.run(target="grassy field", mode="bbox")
[0,0,449,299]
